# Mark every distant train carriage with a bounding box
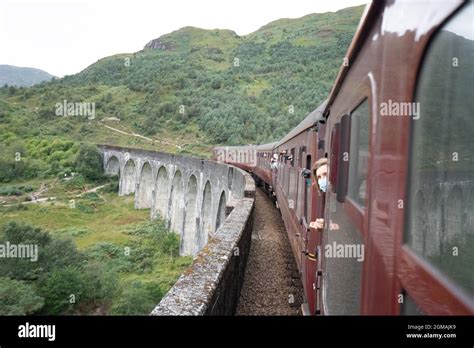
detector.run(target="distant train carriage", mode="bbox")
[254,142,277,189]
[213,145,257,173]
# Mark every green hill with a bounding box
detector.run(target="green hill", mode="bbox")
[0,5,364,181]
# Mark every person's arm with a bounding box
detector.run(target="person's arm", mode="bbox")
[309,219,340,230]
[309,218,324,229]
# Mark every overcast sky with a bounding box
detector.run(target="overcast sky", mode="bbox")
[0,0,367,77]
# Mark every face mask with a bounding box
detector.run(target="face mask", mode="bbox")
[318,177,327,193]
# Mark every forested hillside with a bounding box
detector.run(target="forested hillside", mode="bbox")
[0,5,363,182]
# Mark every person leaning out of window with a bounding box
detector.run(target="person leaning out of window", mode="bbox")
[309,158,327,229]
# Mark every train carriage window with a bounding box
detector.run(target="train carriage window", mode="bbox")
[281,163,286,193]
[330,124,340,194]
[347,99,369,208]
[289,169,297,210]
[298,147,303,168]
[286,166,291,197]
[282,164,289,196]
[405,2,474,297]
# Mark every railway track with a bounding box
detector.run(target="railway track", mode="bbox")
[236,187,304,315]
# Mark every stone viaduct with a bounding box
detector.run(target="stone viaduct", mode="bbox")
[98,145,256,314]
[100,144,249,256]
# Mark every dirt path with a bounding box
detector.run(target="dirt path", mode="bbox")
[1,183,108,206]
[236,187,303,315]
[99,122,183,150]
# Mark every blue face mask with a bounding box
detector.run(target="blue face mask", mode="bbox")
[318,177,327,193]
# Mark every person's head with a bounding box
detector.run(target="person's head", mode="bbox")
[312,158,328,192]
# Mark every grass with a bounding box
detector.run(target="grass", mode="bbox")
[0,191,149,249]
[0,177,193,314]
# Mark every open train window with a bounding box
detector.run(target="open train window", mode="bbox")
[336,114,351,203]
[405,1,474,299]
[330,124,340,194]
[298,147,304,168]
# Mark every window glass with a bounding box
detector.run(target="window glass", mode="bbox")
[289,169,297,210]
[405,2,474,296]
[323,99,370,314]
[347,99,369,207]
[323,195,364,314]
[286,166,291,198]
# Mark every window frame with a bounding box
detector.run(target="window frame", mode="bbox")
[335,94,372,236]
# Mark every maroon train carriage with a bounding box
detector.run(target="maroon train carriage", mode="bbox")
[213,0,474,315]
[213,145,257,173]
[318,0,473,315]
[213,143,276,189]
[253,142,278,189]
[270,101,327,315]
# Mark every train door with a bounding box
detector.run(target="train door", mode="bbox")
[311,123,328,315]
[300,129,319,314]
[319,89,373,314]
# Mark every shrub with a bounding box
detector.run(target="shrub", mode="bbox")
[110,280,164,315]
[64,174,86,190]
[0,185,34,196]
[81,261,118,305]
[0,277,44,315]
[126,220,180,255]
[4,204,28,212]
[82,192,103,202]
[99,179,119,194]
[56,227,89,237]
[85,242,133,273]
[76,202,95,214]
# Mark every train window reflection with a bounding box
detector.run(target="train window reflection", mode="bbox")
[406,2,474,296]
[347,98,369,208]
[323,196,364,315]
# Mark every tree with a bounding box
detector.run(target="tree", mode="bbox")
[0,221,84,281]
[74,143,103,181]
[38,266,88,315]
[8,86,17,96]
